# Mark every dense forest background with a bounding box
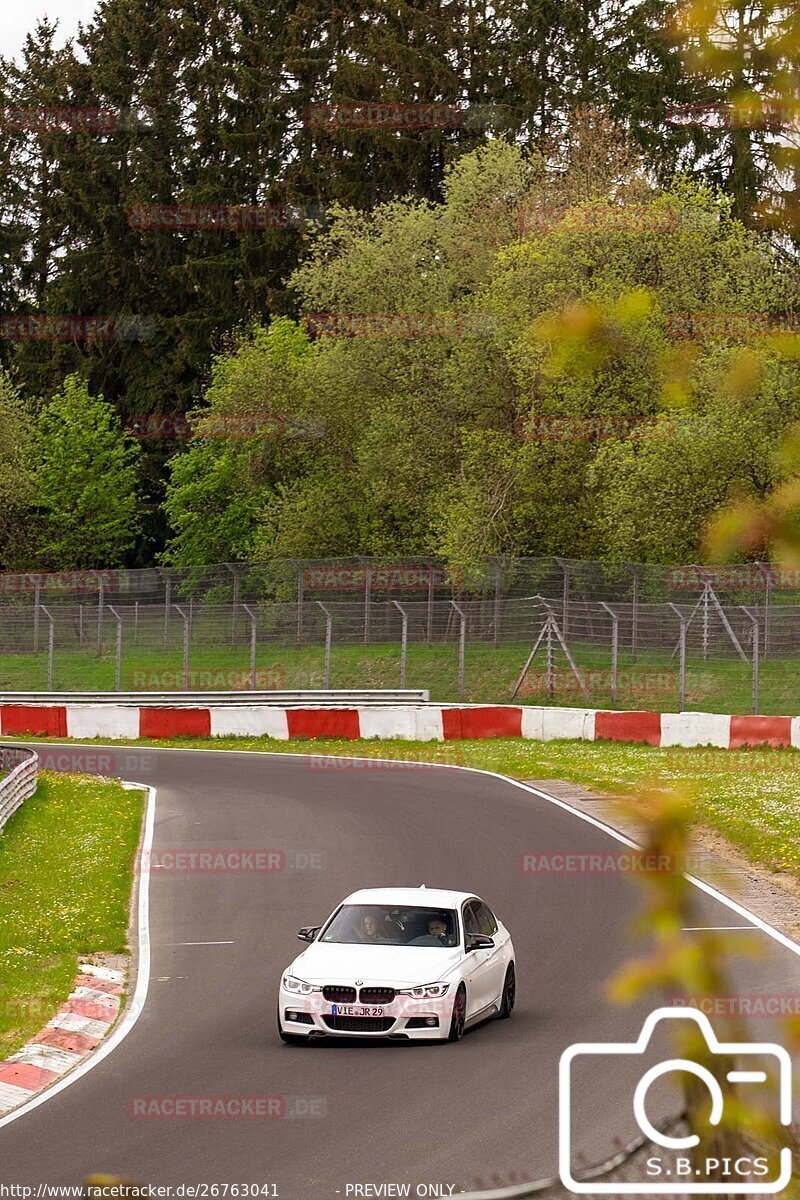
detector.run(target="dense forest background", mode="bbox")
[0,0,798,571]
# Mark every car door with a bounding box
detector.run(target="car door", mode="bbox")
[460,899,496,1015]
[474,899,507,1004]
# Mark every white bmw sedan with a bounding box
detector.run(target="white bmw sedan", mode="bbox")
[277,886,515,1042]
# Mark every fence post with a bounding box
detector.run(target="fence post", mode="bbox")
[450,600,467,702]
[175,605,190,689]
[230,567,241,645]
[164,577,172,648]
[296,562,304,646]
[392,600,409,688]
[363,562,372,643]
[108,606,123,691]
[741,606,760,714]
[317,602,333,689]
[243,604,258,690]
[757,562,771,660]
[40,605,55,690]
[33,580,41,652]
[97,579,105,654]
[426,565,435,645]
[556,557,570,636]
[628,564,639,662]
[134,601,139,646]
[493,559,502,647]
[79,603,84,648]
[600,602,619,705]
[668,603,687,710]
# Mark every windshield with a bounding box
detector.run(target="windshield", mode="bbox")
[321,905,459,947]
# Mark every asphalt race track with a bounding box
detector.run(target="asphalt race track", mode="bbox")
[1,747,798,1197]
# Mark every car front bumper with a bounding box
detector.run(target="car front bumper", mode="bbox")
[278,987,451,1039]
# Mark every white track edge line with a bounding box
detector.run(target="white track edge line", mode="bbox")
[0,781,155,1130]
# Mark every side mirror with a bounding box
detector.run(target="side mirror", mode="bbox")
[297,926,320,942]
[466,934,494,952]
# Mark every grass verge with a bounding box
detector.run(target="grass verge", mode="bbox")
[0,773,145,1059]
[0,639,782,714]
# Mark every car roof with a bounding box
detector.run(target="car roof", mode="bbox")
[341,886,477,909]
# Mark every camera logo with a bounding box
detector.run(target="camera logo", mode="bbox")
[559,1007,792,1193]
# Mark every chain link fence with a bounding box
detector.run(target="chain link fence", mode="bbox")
[0,557,796,711]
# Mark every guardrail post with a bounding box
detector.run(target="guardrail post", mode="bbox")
[450,600,467,702]
[40,605,55,690]
[243,604,258,690]
[668,602,687,710]
[175,605,190,689]
[741,606,760,714]
[108,605,123,690]
[317,602,333,689]
[392,600,409,688]
[600,602,619,704]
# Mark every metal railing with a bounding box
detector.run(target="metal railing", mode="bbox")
[0,689,430,706]
[457,1115,692,1198]
[0,745,38,834]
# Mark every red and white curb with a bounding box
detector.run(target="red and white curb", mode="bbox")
[0,702,798,750]
[0,962,125,1116]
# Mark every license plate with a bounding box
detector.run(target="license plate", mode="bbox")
[330,1004,384,1017]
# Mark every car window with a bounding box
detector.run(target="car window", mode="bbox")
[320,904,459,947]
[476,901,498,936]
[462,900,480,936]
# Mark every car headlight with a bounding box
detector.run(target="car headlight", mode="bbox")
[282,974,321,995]
[398,982,450,998]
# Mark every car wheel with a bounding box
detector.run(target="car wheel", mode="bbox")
[498,963,515,1019]
[447,984,467,1042]
[277,1008,306,1045]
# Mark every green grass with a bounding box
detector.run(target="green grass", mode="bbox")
[0,637,789,714]
[0,774,145,1058]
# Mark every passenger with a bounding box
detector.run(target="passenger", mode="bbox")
[409,916,451,946]
[359,913,383,943]
[426,917,449,944]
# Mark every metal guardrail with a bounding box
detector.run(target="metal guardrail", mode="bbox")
[457,1115,690,1198]
[0,689,430,706]
[0,745,38,833]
